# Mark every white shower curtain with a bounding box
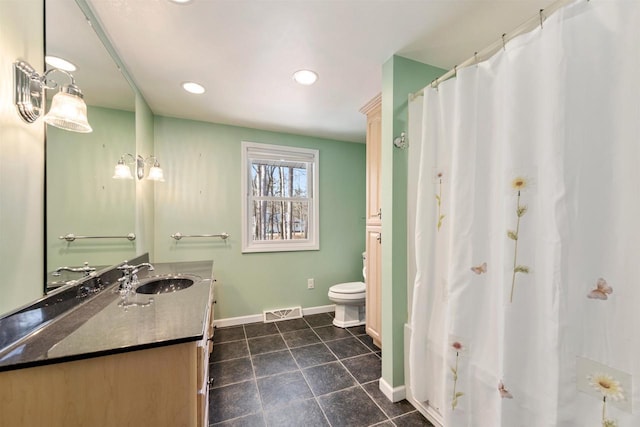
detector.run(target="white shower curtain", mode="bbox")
[409,1,640,426]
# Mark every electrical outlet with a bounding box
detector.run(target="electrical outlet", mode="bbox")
[307,278,314,289]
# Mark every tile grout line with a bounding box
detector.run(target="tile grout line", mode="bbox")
[333,324,391,426]
[309,320,392,427]
[293,315,335,426]
[210,317,419,427]
[243,323,269,424]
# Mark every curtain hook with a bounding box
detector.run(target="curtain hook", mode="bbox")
[539,9,545,29]
[474,52,479,67]
[502,33,507,51]
[453,65,458,78]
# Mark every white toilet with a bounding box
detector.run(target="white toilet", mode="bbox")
[328,253,366,328]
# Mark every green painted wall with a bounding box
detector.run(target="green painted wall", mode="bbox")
[153,116,366,319]
[46,105,136,272]
[134,94,155,259]
[0,0,45,316]
[381,56,445,389]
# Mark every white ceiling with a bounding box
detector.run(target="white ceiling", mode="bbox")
[46,0,135,110]
[48,0,551,143]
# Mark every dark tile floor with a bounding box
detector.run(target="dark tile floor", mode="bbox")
[209,313,433,427]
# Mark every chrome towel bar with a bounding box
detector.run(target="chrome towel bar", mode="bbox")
[170,232,230,241]
[59,233,136,242]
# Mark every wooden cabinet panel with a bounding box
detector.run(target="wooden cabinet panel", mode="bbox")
[0,283,216,427]
[362,95,382,226]
[0,343,198,427]
[199,284,215,426]
[361,94,382,348]
[365,226,382,348]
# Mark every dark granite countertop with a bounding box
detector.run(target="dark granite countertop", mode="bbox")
[0,260,214,372]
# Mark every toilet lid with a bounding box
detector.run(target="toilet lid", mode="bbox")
[331,281,366,294]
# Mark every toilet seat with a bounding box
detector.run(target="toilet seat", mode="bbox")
[330,281,365,294]
[328,281,366,304]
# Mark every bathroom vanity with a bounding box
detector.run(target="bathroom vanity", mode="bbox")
[0,256,215,427]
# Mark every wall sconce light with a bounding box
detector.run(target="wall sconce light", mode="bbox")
[13,60,93,133]
[113,154,165,182]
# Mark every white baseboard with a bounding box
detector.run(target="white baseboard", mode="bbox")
[302,304,335,316]
[379,377,406,403]
[213,313,262,328]
[213,304,335,328]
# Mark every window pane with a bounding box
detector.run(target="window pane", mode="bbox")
[251,200,309,241]
[242,141,318,253]
[250,161,308,198]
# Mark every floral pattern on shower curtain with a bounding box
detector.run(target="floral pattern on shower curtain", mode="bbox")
[408,1,640,426]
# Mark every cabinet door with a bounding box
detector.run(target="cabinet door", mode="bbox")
[200,282,215,426]
[365,226,382,348]
[208,283,215,354]
[197,341,209,427]
[364,97,382,226]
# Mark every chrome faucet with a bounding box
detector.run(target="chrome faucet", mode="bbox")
[117,262,154,294]
[52,262,96,277]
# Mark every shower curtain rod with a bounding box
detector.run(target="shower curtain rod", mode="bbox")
[410,0,579,99]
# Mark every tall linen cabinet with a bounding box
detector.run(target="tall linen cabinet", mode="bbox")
[361,94,382,348]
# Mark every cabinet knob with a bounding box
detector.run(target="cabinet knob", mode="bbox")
[376,233,382,244]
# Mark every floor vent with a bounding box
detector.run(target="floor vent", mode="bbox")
[263,306,302,323]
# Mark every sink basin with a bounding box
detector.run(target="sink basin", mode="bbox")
[135,274,201,295]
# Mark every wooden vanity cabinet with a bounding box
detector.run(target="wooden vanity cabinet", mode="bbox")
[0,285,215,427]
[361,94,382,348]
[0,343,199,426]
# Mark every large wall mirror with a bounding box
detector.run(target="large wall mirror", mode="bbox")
[45,0,137,287]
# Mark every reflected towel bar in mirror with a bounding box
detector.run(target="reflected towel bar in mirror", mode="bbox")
[59,233,136,242]
[170,232,230,241]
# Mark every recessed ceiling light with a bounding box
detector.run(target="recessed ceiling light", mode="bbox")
[168,0,193,4]
[182,82,205,94]
[45,56,76,72]
[293,69,318,86]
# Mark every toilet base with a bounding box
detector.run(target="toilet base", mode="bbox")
[332,303,365,328]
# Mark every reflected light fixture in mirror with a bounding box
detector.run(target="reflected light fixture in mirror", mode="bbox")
[113,155,135,179]
[147,160,165,182]
[113,154,165,182]
[13,60,93,133]
[45,56,76,72]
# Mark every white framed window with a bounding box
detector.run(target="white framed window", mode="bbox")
[241,141,319,253]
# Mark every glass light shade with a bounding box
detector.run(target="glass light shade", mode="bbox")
[45,56,76,72]
[113,162,134,179]
[147,164,165,182]
[43,89,93,133]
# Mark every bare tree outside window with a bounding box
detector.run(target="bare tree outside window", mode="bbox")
[250,161,309,241]
[242,142,319,253]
